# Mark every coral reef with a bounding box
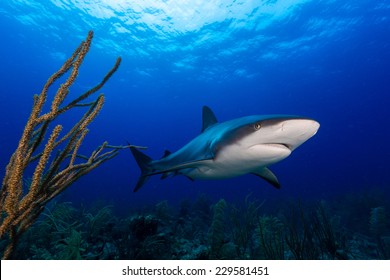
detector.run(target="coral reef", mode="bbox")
[0,31,122,259]
[369,206,388,258]
[230,194,263,258]
[257,215,285,259]
[130,215,159,242]
[4,191,390,260]
[369,206,387,237]
[208,199,228,259]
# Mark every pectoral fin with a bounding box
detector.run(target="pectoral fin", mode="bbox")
[251,167,280,189]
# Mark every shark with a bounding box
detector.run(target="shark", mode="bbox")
[129,106,320,192]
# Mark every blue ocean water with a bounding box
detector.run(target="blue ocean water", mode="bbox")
[0,0,389,226]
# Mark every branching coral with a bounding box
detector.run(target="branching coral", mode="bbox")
[284,201,318,259]
[0,31,129,259]
[369,206,388,258]
[369,206,387,238]
[311,202,348,259]
[55,228,86,260]
[208,199,227,259]
[85,205,114,242]
[257,215,285,259]
[284,201,349,259]
[230,194,263,258]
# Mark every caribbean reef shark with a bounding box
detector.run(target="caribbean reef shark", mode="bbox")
[130,106,319,192]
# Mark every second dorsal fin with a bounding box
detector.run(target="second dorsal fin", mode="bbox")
[202,106,218,132]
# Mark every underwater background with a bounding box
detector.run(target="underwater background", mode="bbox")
[0,0,389,259]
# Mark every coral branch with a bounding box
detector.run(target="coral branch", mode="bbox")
[0,31,124,259]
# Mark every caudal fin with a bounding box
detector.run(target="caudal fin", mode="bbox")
[129,146,153,192]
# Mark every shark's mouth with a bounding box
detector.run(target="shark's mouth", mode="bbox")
[265,143,292,151]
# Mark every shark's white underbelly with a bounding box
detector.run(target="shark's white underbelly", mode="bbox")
[184,143,291,180]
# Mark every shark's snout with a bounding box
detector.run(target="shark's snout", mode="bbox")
[278,119,320,151]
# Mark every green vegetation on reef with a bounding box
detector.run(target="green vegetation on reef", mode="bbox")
[1,190,389,260]
[257,215,285,259]
[208,199,227,259]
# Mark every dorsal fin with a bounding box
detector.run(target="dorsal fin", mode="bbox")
[202,106,218,132]
[160,150,171,159]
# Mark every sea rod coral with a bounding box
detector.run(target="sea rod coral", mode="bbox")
[0,31,122,259]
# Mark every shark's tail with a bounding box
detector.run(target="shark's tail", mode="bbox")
[129,146,153,192]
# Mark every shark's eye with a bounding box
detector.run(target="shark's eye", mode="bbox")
[254,123,261,130]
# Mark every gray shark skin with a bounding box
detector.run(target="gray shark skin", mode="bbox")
[130,106,320,192]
